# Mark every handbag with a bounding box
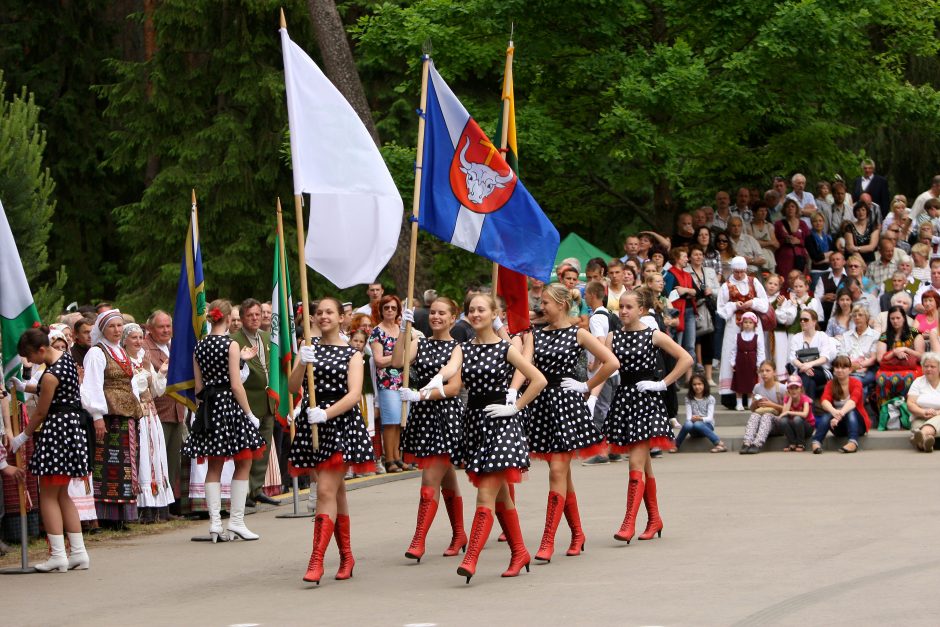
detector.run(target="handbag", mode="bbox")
[795,345,820,363]
[695,300,714,336]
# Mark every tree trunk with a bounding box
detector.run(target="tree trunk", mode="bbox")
[306,0,381,145]
[144,0,159,184]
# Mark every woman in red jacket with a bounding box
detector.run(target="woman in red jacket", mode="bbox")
[812,354,871,453]
[663,247,697,381]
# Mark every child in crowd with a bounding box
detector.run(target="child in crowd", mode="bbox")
[779,375,815,452]
[728,312,765,411]
[741,361,787,454]
[348,328,377,478]
[764,274,793,380]
[673,374,726,453]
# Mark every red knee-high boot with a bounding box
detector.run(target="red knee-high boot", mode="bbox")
[534,491,564,562]
[496,503,531,577]
[303,514,334,584]
[638,476,663,540]
[498,483,515,542]
[564,491,586,556]
[334,514,355,580]
[457,507,494,584]
[441,488,467,556]
[614,470,645,544]
[406,486,439,562]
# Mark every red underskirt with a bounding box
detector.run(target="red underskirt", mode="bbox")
[196,444,267,465]
[530,440,608,462]
[38,475,71,487]
[608,437,674,455]
[402,453,453,469]
[466,467,525,488]
[289,452,376,477]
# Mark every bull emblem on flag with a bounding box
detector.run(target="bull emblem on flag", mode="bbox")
[449,120,517,214]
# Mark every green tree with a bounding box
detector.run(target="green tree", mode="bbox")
[0,71,65,321]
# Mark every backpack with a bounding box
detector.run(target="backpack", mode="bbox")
[592,308,623,333]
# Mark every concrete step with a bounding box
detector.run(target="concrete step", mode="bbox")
[668,426,914,453]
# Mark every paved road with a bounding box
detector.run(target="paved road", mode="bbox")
[5,450,939,626]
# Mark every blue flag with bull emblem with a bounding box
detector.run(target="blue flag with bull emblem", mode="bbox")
[418,60,559,281]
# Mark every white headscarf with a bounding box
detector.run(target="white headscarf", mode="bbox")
[90,309,124,347]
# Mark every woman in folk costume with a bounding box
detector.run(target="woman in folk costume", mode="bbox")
[525,283,619,563]
[182,300,266,542]
[420,293,547,584]
[122,324,175,523]
[80,309,141,528]
[604,289,692,543]
[393,297,468,562]
[717,256,770,395]
[288,297,375,585]
[9,327,92,571]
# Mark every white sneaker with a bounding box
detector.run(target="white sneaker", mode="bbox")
[735,402,745,411]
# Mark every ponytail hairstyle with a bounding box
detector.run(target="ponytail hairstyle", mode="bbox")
[634,286,661,313]
[432,296,460,320]
[17,325,51,356]
[206,299,232,325]
[543,283,573,310]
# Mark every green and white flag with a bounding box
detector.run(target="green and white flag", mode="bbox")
[1,199,42,383]
[267,233,298,429]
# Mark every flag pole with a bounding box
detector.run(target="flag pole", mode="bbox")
[492,30,515,294]
[400,48,431,425]
[282,8,317,451]
[275,198,310,518]
[0,384,35,574]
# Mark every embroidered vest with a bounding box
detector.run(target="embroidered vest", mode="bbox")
[100,344,143,418]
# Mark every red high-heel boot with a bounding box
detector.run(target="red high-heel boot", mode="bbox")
[564,491,586,556]
[495,504,530,577]
[534,491,564,562]
[638,476,663,540]
[406,486,438,562]
[498,484,515,542]
[614,470,645,544]
[457,507,494,584]
[441,489,467,556]
[334,514,355,580]
[303,514,334,584]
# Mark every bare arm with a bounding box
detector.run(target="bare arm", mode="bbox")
[651,329,694,386]
[506,345,546,409]
[227,341,253,416]
[370,338,395,368]
[390,330,419,369]
[508,332,533,393]
[576,328,619,389]
[22,373,57,438]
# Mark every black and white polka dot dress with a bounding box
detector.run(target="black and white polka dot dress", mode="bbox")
[181,335,266,461]
[527,326,605,459]
[460,341,529,485]
[605,327,674,452]
[28,353,90,480]
[400,338,464,467]
[288,342,375,473]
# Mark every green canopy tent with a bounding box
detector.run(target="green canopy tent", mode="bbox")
[553,232,615,281]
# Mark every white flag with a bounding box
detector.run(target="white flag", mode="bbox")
[0,200,42,381]
[280,28,403,289]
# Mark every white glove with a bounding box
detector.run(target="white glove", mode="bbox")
[492,316,504,332]
[299,345,317,365]
[484,403,519,419]
[10,432,29,453]
[505,388,518,405]
[636,380,667,393]
[400,308,415,332]
[9,377,25,393]
[561,378,589,394]
[420,374,444,399]
[587,396,597,414]
[399,388,422,403]
[134,371,150,395]
[307,407,328,424]
[247,413,260,430]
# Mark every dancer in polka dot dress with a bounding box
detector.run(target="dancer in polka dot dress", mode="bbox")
[527,284,620,563]
[393,297,468,562]
[605,288,692,544]
[182,300,266,543]
[10,327,92,572]
[421,293,546,584]
[289,297,375,585]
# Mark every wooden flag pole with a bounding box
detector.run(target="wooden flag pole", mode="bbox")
[282,8,317,450]
[400,49,432,426]
[492,33,515,295]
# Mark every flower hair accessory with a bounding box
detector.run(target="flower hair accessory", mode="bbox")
[208,307,225,324]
